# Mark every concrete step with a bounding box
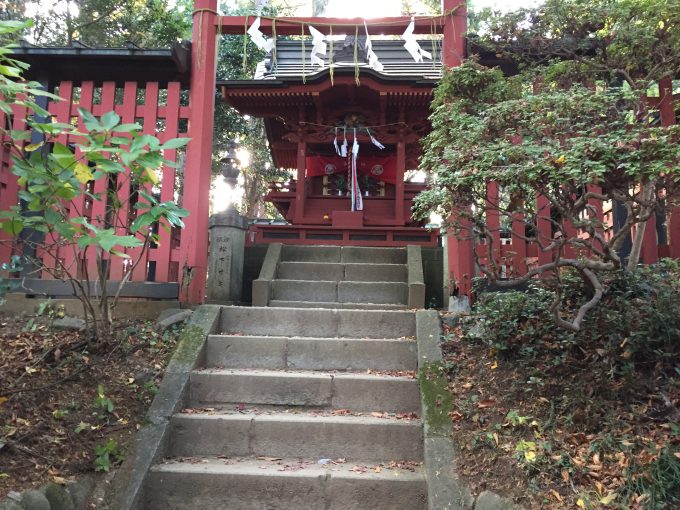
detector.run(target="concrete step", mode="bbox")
[189,369,421,413]
[167,412,423,460]
[280,245,407,265]
[341,246,407,264]
[219,306,416,338]
[339,281,408,304]
[146,458,427,509]
[272,279,337,302]
[277,261,407,282]
[268,300,408,310]
[271,280,408,305]
[344,262,407,282]
[205,335,417,371]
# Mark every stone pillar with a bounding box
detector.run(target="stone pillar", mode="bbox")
[207,208,248,304]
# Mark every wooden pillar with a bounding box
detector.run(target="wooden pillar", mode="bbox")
[179,0,218,303]
[294,139,306,224]
[442,0,466,67]
[395,139,406,226]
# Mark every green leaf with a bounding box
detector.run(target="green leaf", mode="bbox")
[110,248,131,259]
[44,208,62,225]
[78,108,101,131]
[130,213,154,233]
[160,137,191,150]
[0,64,22,78]
[0,219,23,235]
[100,111,121,131]
[113,123,141,133]
[24,141,44,152]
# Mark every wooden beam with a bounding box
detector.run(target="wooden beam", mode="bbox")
[216,16,450,36]
[6,279,179,299]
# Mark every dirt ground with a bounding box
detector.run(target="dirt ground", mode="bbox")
[0,309,180,498]
[440,317,680,509]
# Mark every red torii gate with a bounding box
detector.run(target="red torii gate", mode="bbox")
[184,0,467,302]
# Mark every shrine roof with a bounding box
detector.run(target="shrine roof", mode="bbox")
[218,38,517,89]
[12,41,191,87]
[219,39,443,87]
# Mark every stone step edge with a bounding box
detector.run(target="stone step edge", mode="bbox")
[268,300,408,309]
[273,279,408,286]
[150,457,426,481]
[191,368,418,381]
[207,334,416,342]
[172,411,422,426]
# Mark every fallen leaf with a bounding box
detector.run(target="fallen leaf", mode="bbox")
[0,397,7,406]
[600,492,618,506]
[561,469,570,482]
[448,411,464,422]
[490,361,498,369]
[550,490,563,502]
[374,466,382,473]
[577,498,585,508]
[478,400,496,409]
[256,456,282,462]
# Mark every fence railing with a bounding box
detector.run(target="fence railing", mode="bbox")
[0,79,190,290]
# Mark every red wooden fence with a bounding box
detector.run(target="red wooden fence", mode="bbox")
[0,80,190,289]
[447,77,680,298]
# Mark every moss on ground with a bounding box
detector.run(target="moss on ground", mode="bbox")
[419,361,454,436]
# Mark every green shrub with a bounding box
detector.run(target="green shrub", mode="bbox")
[464,261,680,374]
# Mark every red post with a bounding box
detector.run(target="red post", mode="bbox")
[395,139,405,226]
[179,0,218,303]
[442,0,466,67]
[294,139,306,223]
[442,1,472,297]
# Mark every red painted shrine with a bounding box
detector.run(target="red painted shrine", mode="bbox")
[222,45,440,246]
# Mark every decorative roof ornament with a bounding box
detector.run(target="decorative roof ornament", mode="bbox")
[247,17,275,53]
[364,21,384,72]
[308,26,326,67]
[402,17,432,63]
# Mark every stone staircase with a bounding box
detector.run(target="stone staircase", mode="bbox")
[254,244,425,310]
[143,246,430,509]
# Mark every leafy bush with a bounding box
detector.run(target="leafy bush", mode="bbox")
[465,261,680,375]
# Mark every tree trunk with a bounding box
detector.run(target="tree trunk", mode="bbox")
[627,180,655,270]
